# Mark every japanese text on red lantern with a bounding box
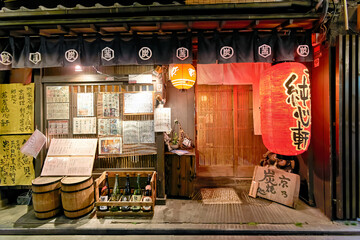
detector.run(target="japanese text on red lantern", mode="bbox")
[283,70,311,151]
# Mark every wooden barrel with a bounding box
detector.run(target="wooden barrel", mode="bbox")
[61,176,95,218]
[32,176,63,219]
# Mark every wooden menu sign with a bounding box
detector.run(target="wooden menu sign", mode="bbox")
[41,138,97,177]
[249,166,300,208]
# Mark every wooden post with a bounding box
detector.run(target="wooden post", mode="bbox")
[34,69,44,177]
[156,132,166,204]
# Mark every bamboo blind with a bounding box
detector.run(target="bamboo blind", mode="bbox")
[196,85,266,177]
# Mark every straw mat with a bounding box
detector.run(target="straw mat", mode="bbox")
[200,187,242,205]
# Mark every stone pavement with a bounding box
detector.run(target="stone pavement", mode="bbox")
[0,199,359,239]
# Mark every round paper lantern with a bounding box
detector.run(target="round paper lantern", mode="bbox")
[169,64,196,90]
[260,62,311,156]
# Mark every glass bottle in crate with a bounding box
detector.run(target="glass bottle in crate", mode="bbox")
[98,173,110,211]
[120,174,131,212]
[131,174,142,212]
[109,174,120,212]
[142,174,152,212]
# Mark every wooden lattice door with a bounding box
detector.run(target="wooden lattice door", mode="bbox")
[196,85,267,177]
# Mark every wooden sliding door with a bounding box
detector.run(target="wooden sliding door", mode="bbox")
[196,85,267,178]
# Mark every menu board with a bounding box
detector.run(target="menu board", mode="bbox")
[139,120,155,143]
[98,118,121,136]
[47,103,69,120]
[73,117,96,134]
[99,137,122,155]
[0,83,34,134]
[123,121,139,144]
[154,108,171,132]
[47,138,98,156]
[48,120,69,135]
[0,135,35,186]
[41,138,98,176]
[46,86,69,103]
[97,93,120,117]
[77,93,94,116]
[41,157,95,176]
[124,92,153,114]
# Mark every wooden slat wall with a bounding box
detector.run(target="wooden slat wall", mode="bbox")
[336,35,360,220]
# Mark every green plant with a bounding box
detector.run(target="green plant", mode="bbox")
[172,132,178,145]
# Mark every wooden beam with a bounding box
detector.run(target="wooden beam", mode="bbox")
[276,19,294,31]
[24,25,39,35]
[57,25,77,36]
[247,20,259,30]
[90,24,98,32]
[187,21,193,32]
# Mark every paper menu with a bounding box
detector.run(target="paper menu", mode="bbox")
[154,107,171,132]
[47,138,98,156]
[41,156,95,176]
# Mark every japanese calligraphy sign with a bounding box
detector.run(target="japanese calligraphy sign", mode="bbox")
[0,135,35,186]
[0,83,34,134]
[260,62,311,155]
[249,166,300,208]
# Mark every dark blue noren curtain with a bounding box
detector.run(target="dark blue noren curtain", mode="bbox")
[81,36,100,67]
[236,31,255,63]
[0,38,13,70]
[254,31,276,63]
[295,30,313,62]
[63,37,81,67]
[218,32,237,64]
[172,33,192,64]
[117,36,136,65]
[198,31,217,64]
[135,34,155,65]
[155,35,172,65]
[275,32,296,62]
[100,35,120,66]
[43,37,63,68]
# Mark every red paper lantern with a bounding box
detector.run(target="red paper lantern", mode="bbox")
[260,62,311,156]
[169,64,196,90]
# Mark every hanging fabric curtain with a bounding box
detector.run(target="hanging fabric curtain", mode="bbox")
[0,31,312,69]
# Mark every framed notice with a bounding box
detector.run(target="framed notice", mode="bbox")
[139,120,155,143]
[98,118,121,136]
[46,86,69,103]
[48,120,69,135]
[47,103,69,120]
[73,117,96,134]
[77,93,94,116]
[123,121,139,144]
[154,108,171,132]
[99,137,122,155]
[97,93,120,117]
[123,92,153,114]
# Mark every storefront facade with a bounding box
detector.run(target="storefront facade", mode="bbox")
[0,0,359,220]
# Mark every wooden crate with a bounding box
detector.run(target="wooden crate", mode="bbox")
[94,171,156,217]
[165,151,195,198]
